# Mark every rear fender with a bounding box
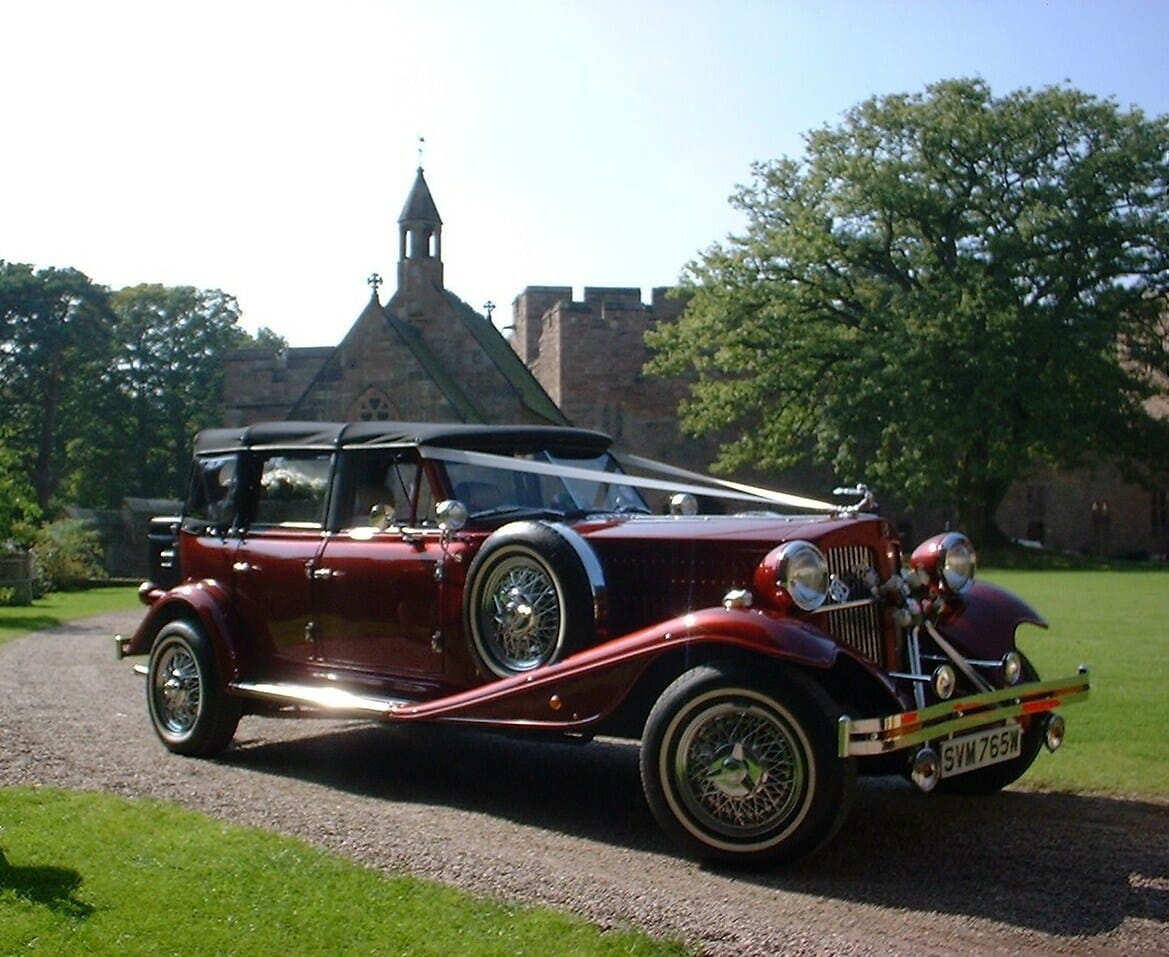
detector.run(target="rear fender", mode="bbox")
[392,607,847,730]
[935,581,1048,660]
[121,581,244,685]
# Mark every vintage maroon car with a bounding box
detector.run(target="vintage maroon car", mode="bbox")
[117,421,1089,865]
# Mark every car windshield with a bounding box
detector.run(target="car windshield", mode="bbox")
[442,451,649,518]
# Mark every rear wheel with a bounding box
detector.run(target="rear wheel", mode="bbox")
[640,663,854,867]
[146,620,240,757]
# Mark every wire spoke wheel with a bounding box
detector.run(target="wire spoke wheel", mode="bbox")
[674,701,807,838]
[464,524,598,679]
[151,641,203,736]
[480,555,563,671]
[641,664,853,867]
[146,620,240,757]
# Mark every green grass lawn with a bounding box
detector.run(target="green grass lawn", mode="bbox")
[0,788,686,957]
[0,586,140,649]
[981,568,1167,802]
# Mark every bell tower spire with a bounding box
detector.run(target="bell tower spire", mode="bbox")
[398,158,444,292]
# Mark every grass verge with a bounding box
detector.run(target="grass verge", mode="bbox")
[982,568,1167,802]
[0,788,687,957]
[0,587,140,649]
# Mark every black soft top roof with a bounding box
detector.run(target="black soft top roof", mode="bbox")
[192,421,613,458]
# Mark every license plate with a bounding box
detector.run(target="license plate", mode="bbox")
[940,724,1023,778]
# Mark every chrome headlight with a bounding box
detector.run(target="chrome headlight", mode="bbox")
[910,532,977,595]
[940,533,977,593]
[776,541,829,611]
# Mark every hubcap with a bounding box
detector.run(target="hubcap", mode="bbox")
[703,741,767,799]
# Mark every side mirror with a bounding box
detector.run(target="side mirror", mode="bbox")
[435,499,468,533]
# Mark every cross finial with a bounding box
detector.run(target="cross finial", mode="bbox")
[417,135,425,169]
[367,272,383,294]
[483,300,495,321]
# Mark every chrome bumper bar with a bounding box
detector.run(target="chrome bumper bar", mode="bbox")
[839,668,1090,757]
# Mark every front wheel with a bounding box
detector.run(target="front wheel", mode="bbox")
[640,663,854,867]
[146,619,240,757]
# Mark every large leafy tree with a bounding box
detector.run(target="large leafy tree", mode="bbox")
[0,262,115,511]
[2,266,277,511]
[647,79,1169,542]
[65,284,260,506]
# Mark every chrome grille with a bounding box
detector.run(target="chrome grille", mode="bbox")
[817,545,887,664]
[817,601,886,663]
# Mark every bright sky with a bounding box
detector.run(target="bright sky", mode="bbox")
[5,0,1169,346]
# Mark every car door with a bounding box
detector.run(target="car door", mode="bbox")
[313,450,448,685]
[230,450,332,668]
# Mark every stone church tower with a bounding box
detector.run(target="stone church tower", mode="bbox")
[221,168,567,428]
[511,285,725,470]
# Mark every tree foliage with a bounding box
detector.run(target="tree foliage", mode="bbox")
[64,284,252,507]
[0,432,41,547]
[0,262,115,511]
[646,79,1169,541]
[1,263,265,512]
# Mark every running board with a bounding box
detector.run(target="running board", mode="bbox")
[231,680,414,716]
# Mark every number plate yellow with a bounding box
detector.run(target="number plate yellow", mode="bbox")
[940,724,1022,777]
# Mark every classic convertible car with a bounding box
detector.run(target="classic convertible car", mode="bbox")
[117,421,1089,865]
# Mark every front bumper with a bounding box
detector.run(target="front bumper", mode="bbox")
[838,668,1090,757]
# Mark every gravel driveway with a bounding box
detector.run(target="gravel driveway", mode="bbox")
[2,612,1166,956]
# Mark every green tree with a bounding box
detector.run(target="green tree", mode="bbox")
[0,432,41,547]
[65,284,256,506]
[0,261,115,511]
[647,79,1169,543]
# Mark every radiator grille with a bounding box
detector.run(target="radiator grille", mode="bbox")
[817,545,887,664]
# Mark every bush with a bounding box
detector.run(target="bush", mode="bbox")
[31,519,108,592]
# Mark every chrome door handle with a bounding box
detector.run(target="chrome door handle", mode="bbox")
[232,561,254,574]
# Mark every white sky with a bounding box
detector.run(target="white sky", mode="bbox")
[5,0,1169,346]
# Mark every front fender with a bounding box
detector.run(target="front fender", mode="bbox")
[391,607,845,729]
[118,581,244,684]
[935,580,1048,660]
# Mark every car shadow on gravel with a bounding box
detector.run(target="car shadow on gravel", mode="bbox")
[218,720,1168,938]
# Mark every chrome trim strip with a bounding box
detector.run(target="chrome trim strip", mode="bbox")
[838,669,1090,757]
[810,598,875,614]
[231,681,412,715]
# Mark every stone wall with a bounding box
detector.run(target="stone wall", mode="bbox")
[512,285,721,468]
[997,465,1168,559]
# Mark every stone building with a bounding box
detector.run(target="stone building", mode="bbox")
[510,285,725,469]
[221,168,566,428]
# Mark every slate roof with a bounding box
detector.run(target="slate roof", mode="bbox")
[398,167,442,225]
